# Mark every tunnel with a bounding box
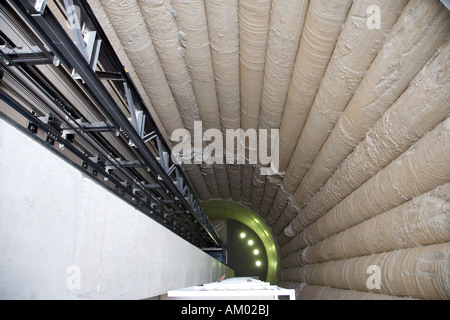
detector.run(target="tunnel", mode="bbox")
[0,0,449,300]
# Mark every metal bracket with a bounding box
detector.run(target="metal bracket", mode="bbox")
[32,0,46,15]
[124,82,145,143]
[63,0,101,78]
[143,183,161,189]
[143,131,157,143]
[105,158,143,169]
[96,71,123,81]
[0,44,56,66]
[60,119,113,133]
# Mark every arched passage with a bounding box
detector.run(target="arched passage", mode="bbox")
[202,200,278,284]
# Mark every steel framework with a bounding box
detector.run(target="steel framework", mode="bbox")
[0,0,223,249]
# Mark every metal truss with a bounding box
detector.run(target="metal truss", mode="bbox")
[0,0,223,249]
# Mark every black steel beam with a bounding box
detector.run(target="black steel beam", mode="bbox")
[9,0,221,247]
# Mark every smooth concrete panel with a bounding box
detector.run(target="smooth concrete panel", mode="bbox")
[0,118,233,299]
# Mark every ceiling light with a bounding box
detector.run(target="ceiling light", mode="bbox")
[256,261,261,267]
[240,232,246,238]
[248,239,254,246]
[253,249,259,255]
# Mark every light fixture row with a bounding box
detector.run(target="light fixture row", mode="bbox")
[239,232,262,267]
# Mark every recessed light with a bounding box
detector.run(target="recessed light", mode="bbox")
[253,249,259,255]
[248,240,254,246]
[256,261,261,267]
[240,232,246,238]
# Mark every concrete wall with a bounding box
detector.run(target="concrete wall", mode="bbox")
[0,118,233,300]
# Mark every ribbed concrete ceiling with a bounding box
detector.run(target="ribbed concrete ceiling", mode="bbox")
[81,0,450,299]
